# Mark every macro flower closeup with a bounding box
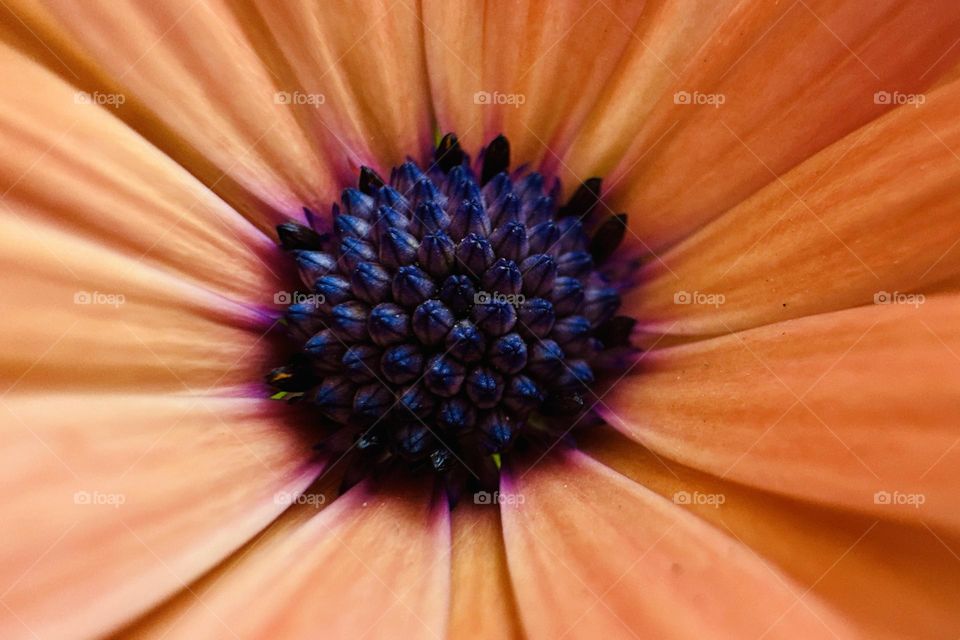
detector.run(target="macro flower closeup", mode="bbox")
[3,1,960,638]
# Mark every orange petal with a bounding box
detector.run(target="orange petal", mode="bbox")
[0,195,283,393]
[568,0,960,250]
[501,451,856,638]
[121,480,450,639]
[0,43,284,301]
[555,0,740,180]
[625,75,960,337]
[0,394,321,640]
[0,45,293,393]
[585,428,960,639]
[601,295,960,532]
[247,0,436,171]
[448,504,523,640]
[422,0,647,169]
[3,0,341,226]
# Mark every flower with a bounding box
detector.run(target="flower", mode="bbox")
[1,1,960,639]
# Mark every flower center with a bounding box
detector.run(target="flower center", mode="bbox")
[267,134,633,496]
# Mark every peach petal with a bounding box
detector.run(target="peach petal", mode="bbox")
[4,0,340,227]
[422,0,647,171]
[119,480,450,639]
[624,76,960,337]
[117,466,343,635]
[584,428,960,639]
[448,504,523,640]
[568,0,960,250]
[248,0,436,173]
[0,394,322,640]
[0,45,296,393]
[601,295,960,532]
[556,0,739,182]
[0,43,286,305]
[501,451,856,638]
[0,211,281,393]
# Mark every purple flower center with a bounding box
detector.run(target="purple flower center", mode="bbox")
[268,134,633,496]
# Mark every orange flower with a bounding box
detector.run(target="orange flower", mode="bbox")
[1,1,959,638]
